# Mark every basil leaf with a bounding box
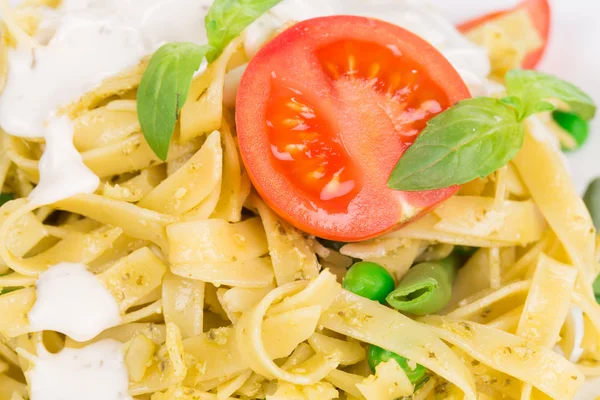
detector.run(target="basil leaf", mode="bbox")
[505,69,597,121]
[0,193,13,206]
[137,43,210,161]
[388,98,524,191]
[205,0,282,62]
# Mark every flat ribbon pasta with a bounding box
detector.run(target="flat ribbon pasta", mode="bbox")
[420,316,584,399]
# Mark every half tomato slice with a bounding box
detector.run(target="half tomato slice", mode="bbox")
[236,16,470,241]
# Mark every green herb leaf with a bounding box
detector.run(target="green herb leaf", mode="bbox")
[205,0,282,62]
[137,43,210,161]
[505,69,597,121]
[387,98,524,191]
[0,193,13,206]
[499,95,522,110]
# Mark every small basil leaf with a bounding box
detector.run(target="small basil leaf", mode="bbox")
[499,95,522,111]
[137,43,211,161]
[205,0,282,62]
[388,98,524,191]
[0,193,13,206]
[505,69,597,121]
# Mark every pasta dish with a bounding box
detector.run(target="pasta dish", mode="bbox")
[0,0,599,399]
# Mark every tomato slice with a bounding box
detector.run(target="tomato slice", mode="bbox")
[458,0,550,69]
[236,16,470,241]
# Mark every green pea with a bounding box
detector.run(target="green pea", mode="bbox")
[553,110,589,151]
[342,261,395,303]
[367,345,427,385]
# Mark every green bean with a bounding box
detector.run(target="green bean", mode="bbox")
[553,110,589,151]
[583,178,600,230]
[386,254,460,316]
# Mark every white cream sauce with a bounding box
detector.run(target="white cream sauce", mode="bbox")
[0,0,212,206]
[28,263,121,342]
[28,340,132,400]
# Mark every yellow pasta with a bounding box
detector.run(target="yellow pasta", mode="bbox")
[0,2,597,400]
[251,196,320,284]
[138,130,222,215]
[356,359,413,400]
[167,217,268,264]
[162,272,205,338]
[513,128,597,288]
[421,316,584,399]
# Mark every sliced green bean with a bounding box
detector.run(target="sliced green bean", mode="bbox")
[386,254,460,316]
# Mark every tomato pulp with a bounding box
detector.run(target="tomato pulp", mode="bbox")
[236,16,470,241]
[458,0,551,69]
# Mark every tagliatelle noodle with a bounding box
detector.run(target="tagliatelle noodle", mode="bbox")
[0,1,597,399]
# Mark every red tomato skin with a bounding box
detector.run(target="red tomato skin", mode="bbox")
[236,16,470,242]
[458,0,551,69]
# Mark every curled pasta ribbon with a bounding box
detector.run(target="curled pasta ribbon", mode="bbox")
[0,194,175,276]
[236,271,342,385]
[514,129,596,296]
